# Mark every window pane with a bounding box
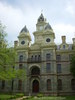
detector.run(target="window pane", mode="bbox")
[46,53,51,60]
[19,55,23,62]
[57,64,61,73]
[18,80,22,90]
[2,80,5,89]
[46,63,51,73]
[57,79,62,90]
[56,55,61,61]
[71,79,75,90]
[47,79,51,90]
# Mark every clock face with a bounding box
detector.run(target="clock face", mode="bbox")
[21,41,25,45]
[40,26,43,30]
[46,38,51,42]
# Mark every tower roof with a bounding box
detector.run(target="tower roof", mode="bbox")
[20,25,29,33]
[45,23,52,30]
[38,13,46,22]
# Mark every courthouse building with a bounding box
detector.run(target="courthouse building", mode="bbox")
[0,13,75,95]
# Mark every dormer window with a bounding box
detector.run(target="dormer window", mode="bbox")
[63,45,65,49]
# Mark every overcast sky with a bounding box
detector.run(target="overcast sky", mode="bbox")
[0,0,75,45]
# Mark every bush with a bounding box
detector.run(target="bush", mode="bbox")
[16,93,24,98]
[37,93,43,97]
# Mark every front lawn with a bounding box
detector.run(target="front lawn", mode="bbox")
[24,96,75,100]
[0,93,24,100]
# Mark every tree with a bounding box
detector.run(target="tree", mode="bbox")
[70,54,75,77]
[0,22,26,80]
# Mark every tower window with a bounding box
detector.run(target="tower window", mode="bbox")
[46,38,50,42]
[21,41,25,45]
[46,53,51,61]
[63,45,65,49]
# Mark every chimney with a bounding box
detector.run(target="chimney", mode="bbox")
[62,36,66,43]
[72,38,75,44]
[14,41,18,47]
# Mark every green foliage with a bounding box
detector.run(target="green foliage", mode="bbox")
[70,55,75,77]
[37,93,44,97]
[0,21,26,80]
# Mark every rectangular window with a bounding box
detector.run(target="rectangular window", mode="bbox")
[56,55,61,61]
[19,64,23,69]
[57,64,61,73]
[46,63,51,73]
[46,53,51,61]
[69,54,73,61]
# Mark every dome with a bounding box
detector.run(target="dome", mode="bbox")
[45,23,52,30]
[20,25,29,33]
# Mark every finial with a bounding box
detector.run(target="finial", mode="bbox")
[41,9,43,14]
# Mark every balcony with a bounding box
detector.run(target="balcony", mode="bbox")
[27,58,41,63]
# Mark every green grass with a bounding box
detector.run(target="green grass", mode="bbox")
[0,93,24,100]
[0,94,13,99]
[24,96,75,100]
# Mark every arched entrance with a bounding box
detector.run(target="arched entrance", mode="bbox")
[32,80,39,93]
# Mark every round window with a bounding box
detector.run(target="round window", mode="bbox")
[46,38,50,42]
[21,41,25,45]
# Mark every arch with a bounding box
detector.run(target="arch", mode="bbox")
[32,80,39,93]
[57,79,62,90]
[31,67,40,75]
[47,79,51,91]
[29,64,40,69]
[19,55,23,62]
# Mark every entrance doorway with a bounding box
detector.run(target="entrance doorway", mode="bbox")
[32,80,39,93]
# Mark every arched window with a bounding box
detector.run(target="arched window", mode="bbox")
[46,53,51,61]
[71,79,75,90]
[19,55,23,62]
[47,79,51,91]
[38,55,41,61]
[31,67,40,75]
[57,79,62,90]
[2,80,5,89]
[18,80,22,90]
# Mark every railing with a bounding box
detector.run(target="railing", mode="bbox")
[27,58,41,63]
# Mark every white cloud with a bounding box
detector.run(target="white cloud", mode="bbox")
[66,2,75,15]
[0,1,41,44]
[53,23,75,44]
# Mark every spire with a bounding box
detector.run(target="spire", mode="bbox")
[20,25,29,33]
